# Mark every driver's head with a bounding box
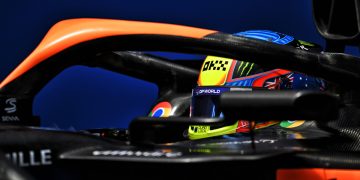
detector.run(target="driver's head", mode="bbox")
[188,30,326,140]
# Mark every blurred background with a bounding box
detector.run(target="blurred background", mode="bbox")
[0,0,357,129]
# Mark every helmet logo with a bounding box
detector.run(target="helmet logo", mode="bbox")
[149,102,172,117]
[202,60,228,71]
[198,56,232,86]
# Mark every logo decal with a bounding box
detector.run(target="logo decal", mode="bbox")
[5,149,52,167]
[280,120,305,128]
[202,60,229,71]
[193,87,229,96]
[92,150,182,158]
[232,61,255,78]
[189,125,210,134]
[4,98,16,113]
[149,102,172,117]
[198,56,232,86]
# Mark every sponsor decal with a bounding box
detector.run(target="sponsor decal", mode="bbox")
[193,87,229,96]
[280,120,305,128]
[5,149,52,167]
[198,56,232,86]
[233,61,255,78]
[189,125,210,134]
[149,102,172,117]
[195,89,220,95]
[92,150,182,158]
[202,59,229,72]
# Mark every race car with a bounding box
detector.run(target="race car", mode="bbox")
[0,2,360,179]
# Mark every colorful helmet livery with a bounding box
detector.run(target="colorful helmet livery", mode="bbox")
[189,30,326,140]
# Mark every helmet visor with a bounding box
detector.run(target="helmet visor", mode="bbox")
[191,86,230,118]
[191,86,254,118]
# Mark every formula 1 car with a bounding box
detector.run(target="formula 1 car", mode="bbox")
[1,1,360,180]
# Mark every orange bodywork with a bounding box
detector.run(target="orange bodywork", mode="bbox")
[277,168,360,180]
[0,18,217,89]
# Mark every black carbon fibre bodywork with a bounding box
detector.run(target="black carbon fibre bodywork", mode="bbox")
[0,124,359,179]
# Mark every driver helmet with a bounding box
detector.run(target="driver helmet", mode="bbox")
[188,30,326,140]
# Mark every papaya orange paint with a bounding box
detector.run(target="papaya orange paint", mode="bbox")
[0,18,217,89]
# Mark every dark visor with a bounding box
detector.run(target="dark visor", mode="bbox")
[191,86,254,118]
[191,86,256,118]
